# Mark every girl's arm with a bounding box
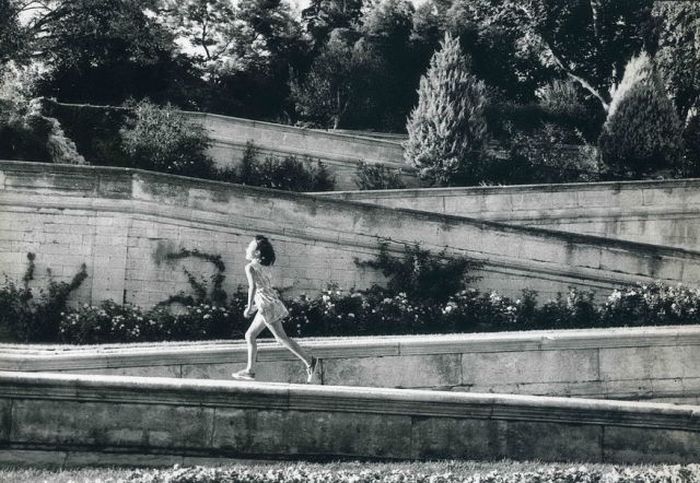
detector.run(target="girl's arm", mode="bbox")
[244,263,256,313]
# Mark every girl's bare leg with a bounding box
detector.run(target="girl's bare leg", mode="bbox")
[244,314,267,373]
[266,319,312,367]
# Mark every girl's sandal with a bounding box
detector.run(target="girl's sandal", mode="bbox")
[306,357,318,384]
[232,370,255,381]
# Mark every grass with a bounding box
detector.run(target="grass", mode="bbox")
[1,459,698,483]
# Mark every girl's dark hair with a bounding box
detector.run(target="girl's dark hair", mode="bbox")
[255,235,276,266]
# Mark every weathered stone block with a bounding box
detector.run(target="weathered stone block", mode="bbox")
[323,354,461,388]
[600,345,700,381]
[211,408,412,458]
[462,349,599,386]
[603,426,700,464]
[502,420,603,462]
[11,400,214,449]
[410,417,498,460]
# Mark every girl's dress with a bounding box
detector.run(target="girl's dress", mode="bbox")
[250,260,289,324]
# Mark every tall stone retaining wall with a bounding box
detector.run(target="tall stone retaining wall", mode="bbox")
[1,371,698,465]
[3,161,700,308]
[319,178,700,250]
[175,112,417,191]
[3,326,700,405]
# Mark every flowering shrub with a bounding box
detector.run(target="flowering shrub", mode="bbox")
[601,282,700,327]
[0,253,87,342]
[20,280,700,344]
[126,462,700,483]
[58,300,250,344]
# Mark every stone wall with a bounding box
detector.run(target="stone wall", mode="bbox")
[181,112,418,190]
[3,161,700,309]
[4,326,699,404]
[319,178,700,250]
[1,370,698,465]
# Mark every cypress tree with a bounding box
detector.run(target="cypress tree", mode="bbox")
[404,32,488,186]
[599,51,684,178]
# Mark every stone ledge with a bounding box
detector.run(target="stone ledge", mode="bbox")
[1,371,698,430]
[2,326,699,371]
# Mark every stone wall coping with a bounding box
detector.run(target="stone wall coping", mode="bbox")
[318,177,700,199]
[47,101,404,148]
[2,325,699,371]
[3,160,700,261]
[1,371,698,430]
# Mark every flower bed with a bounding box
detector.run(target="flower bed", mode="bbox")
[3,461,698,483]
[43,282,700,345]
[110,462,700,483]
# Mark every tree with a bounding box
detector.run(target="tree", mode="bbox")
[301,0,363,49]
[156,0,238,74]
[652,1,700,122]
[290,31,381,128]
[404,33,488,185]
[0,63,85,164]
[450,0,655,113]
[0,0,27,66]
[7,0,185,104]
[598,51,684,178]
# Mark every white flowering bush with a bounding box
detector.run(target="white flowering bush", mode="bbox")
[58,298,248,344]
[601,282,700,327]
[124,462,700,483]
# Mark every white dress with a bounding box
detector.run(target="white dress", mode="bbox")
[250,261,289,324]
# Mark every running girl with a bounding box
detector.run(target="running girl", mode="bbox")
[232,235,318,383]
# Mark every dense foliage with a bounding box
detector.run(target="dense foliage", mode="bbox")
[354,161,406,190]
[4,246,700,344]
[233,143,335,192]
[4,461,699,483]
[1,0,698,186]
[124,462,700,483]
[0,253,87,342]
[120,99,215,177]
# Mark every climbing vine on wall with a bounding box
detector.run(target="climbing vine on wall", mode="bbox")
[0,252,87,342]
[159,248,228,307]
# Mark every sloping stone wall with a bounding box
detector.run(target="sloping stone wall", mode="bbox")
[3,326,699,404]
[2,161,700,308]
[319,179,700,250]
[1,370,698,465]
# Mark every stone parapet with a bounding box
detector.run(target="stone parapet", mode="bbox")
[0,371,698,465]
[318,178,700,250]
[3,326,700,404]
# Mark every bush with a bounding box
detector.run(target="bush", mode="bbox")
[598,52,685,178]
[125,461,700,483]
[44,99,130,167]
[354,161,406,190]
[601,282,700,327]
[484,123,600,184]
[120,99,214,177]
[0,253,87,342]
[355,241,482,304]
[232,142,335,192]
[58,300,248,344]
[0,64,85,164]
[404,33,489,186]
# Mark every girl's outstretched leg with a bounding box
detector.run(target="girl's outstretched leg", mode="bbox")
[266,319,318,383]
